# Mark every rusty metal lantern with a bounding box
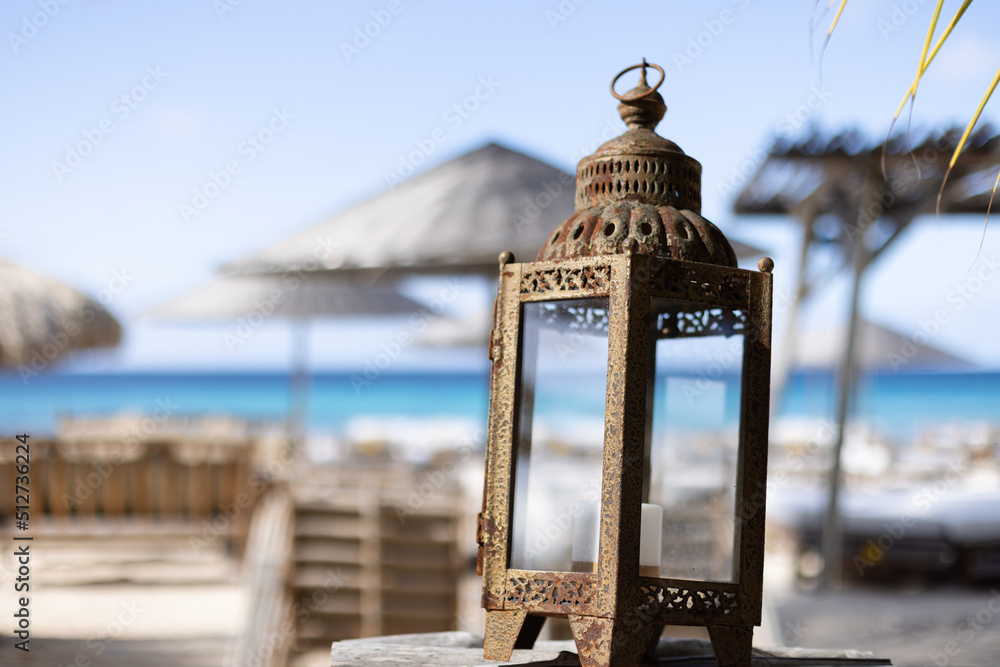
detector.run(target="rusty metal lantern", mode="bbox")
[476,61,774,667]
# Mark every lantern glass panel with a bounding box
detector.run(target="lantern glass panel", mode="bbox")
[646,298,746,582]
[509,297,609,573]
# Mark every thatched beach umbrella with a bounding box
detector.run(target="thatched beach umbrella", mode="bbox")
[149,272,424,438]
[0,259,121,371]
[225,142,766,279]
[147,272,422,321]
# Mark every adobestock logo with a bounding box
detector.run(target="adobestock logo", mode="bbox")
[340,1,404,63]
[51,67,168,182]
[671,0,752,73]
[350,278,464,393]
[877,0,934,40]
[17,267,136,384]
[887,254,999,372]
[382,76,501,189]
[179,107,294,223]
[544,0,587,31]
[511,173,574,234]
[7,0,73,54]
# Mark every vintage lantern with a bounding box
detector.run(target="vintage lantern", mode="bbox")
[476,61,773,667]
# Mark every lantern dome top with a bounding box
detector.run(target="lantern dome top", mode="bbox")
[537,60,737,268]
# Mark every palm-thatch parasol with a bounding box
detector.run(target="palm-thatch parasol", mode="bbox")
[225,142,766,279]
[147,272,422,321]
[148,272,424,440]
[0,259,122,370]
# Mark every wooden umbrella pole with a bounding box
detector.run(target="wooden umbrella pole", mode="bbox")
[289,318,310,458]
[820,175,879,592]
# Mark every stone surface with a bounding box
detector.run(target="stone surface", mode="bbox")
[329,631,893,666]
[330,631,572,666]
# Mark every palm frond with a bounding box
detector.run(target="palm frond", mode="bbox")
[970,167,1000,269]
[888,0,971,125]
[818,0,848,84]
[881,0,952,178]
[937,64,1000,219]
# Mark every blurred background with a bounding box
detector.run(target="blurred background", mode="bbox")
[1,1,1000,665]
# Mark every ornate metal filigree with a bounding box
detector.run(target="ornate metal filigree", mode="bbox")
[506,574,594,609]
[520,264,610,295]
[532,299,610,335]
[575,158,701,213]
[653,307,746,339]
[638,581,739,619]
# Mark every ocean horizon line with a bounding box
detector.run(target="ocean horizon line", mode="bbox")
[4,366,1000,378]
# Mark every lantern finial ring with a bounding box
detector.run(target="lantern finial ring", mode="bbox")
[611,58,665,101]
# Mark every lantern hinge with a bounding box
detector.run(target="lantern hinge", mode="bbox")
[475,511,486,575]
[488,296,500,362]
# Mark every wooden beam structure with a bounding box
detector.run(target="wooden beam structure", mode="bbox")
[732,125,1000,589]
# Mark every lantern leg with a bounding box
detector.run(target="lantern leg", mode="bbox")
[644,623,665,657]
[483,610,533,661]
[568,614,656,667]
[707,624,753,667]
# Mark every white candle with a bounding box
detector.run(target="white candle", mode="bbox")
[640,503,663,576]
[572,500,601,565]
[572,500,663,575]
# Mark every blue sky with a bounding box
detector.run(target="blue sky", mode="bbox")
[3,0,1000,371]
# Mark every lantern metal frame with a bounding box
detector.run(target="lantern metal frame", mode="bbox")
[478,248,773,667]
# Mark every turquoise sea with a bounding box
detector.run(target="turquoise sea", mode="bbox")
[1,370,998,440]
